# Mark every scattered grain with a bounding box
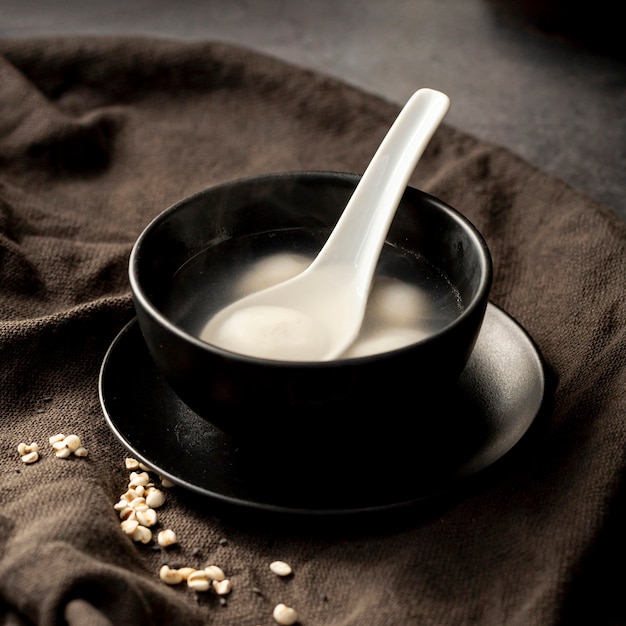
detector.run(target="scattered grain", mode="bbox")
[17,442,40,464]
[177,567,196,580]
[159,565,183,585]
[54,447,72,459]
[131,525,152,544]
[212,579,232,595]
[120,519,139,535]
[125,457,140,470]
[269,560,293,577]
[157,529,178,547]
[205,565,226,581]
[17,442,39,455]
[49,433,87,459]
[135,507,158,527]
[21,451,39,464]
[128,471,150,488]
[273,603,298,625]
[187,570,211,592]
[145,487,165,508]
[63,434,82,452]
[128,496,146,509]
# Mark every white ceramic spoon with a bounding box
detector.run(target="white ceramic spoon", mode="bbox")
[202,88,450,361]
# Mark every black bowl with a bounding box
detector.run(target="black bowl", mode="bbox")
[129,171,492,450]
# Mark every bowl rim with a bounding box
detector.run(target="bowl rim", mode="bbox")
[129,170,493,366]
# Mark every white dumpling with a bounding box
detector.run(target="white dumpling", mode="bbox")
[234,253,310,298]
[367,277,431,326]
[343,326,429,358]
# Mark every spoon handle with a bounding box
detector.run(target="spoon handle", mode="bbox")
[315,88,450,295]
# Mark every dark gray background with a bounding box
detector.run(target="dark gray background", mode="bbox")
[2,0,624,220]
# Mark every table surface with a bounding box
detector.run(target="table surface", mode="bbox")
[1,0,624,220]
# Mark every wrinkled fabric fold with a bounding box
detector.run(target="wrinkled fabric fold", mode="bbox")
[1,36,625,625]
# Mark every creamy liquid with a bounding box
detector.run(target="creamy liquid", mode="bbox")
[164,231,463,361]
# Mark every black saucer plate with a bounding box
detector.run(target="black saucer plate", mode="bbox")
[99,303,547,516]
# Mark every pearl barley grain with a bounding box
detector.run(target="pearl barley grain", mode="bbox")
[125,457,140,470]
[157,529,178,547]
[120,519,139,535]
[63,434,81,452]
[205,565,226,581]
[135,507,158,527]
[187,570,211,592]
[55,446,72,459]
[17,442,40,463]
[128,471,150,488]
[159,565,183,585]
[131,525,152,544]
[21,451,39,464]
[145,487,165,508]
[273,603,299,625]
[177,567,196,580]
[17,442,38,455]
[212,579,232,595]
[270,561,293,577]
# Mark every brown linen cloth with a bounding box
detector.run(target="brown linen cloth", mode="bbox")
[1,37,625,626]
